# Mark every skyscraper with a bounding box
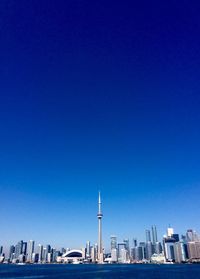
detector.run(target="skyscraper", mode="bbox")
[145,230,151,242]
[38,244,43,262]
[110,236,117,250]
[27,240,35,263]
[97,192,103,263]
[151,225,158,244]
[86,241,91,258]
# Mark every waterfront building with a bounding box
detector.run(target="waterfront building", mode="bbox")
[163,237,175,262]
[146,241,153,260]
[86,241,91,258]
[187,242,200,261]
[15,240,23,260]
[151,253,166,263]
[22,242,27,257]
[139,242,146,260]
[42,247,47,262]
[38,244,43,262]
[91,246,97,262]
[27,240,35,262]
[9,245,15,262]
[174,241,188,263]
[118,243,126,262]
[111,248,118,262]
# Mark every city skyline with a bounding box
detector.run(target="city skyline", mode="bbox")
[1,191,199,252]
[1,0,200,251]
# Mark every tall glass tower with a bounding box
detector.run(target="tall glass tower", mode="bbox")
[152,225,158,244]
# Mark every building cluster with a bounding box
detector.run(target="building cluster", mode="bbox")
[0,226,200,264]
[0,240,66,264]
[104,226,200,264]
[1,193,200,264]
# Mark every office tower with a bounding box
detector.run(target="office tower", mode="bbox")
[91,246,97,262]
[27,240,35,262]
[42,248,47,262]
[86,241,91,258]
[145,230,151,242]
[163,237,175,262]
[174,241,188,263]
[9,245,15,262]
[146,241,153,260]
[47,252,52,263]
[135,246,143,261]
[110,236,117,250]
[32,253,39,263]
[0,246,3,255]
[15,240,23,259]
[46,245,51,254]
[22,242,27,257]
[151,225,158,244]
[167,226,174,237]
[186,229,199,242]
[97,192,103,263]
[111,248,118,262]
[139,242,146,260]
[117,243,126,263]
[187,242,200,261]
[110,236,118,262]
[38,244,43,262]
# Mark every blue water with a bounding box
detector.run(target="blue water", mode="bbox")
[0,264,200,279]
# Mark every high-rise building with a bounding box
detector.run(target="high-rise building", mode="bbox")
[86,241,91,258]
[186,229,200,242]
[38,244,43,262]
[163,237,175,262]
[9,245,15,262]
[174,241,188,263]
[146,241,153,260]
[110,236,117,250]
[151,225,158,244]
[15,240,23,259]
[146,230,151,242]
[91,245,97,262]
[187,242,200,261]
[27,240,35,262]
[0,246,3,255]
[97,192,103,263]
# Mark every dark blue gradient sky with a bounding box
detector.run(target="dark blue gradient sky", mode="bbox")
[1,0,200,249]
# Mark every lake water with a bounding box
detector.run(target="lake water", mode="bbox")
[0,264,200,279]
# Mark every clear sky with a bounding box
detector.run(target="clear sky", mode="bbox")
[1,0,200,251]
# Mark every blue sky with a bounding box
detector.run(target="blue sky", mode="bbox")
[1,0,200,250]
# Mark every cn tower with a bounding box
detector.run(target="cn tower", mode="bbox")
[97,191,103,263]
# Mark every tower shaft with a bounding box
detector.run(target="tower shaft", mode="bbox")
[97,192,103,263]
